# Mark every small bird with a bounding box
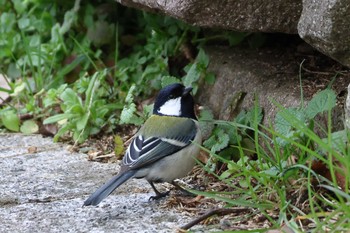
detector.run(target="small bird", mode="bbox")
[83,83,202,206]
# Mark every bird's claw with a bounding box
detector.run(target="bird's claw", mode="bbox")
[149,190,170,201]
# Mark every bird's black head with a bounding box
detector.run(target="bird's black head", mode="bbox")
[153,83,197,120]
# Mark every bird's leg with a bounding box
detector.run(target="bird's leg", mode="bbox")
[148,181,170,200]
[171,181,196,197]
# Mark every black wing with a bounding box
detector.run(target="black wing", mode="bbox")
[122,116,197,170]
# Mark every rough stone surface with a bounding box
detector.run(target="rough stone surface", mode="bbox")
[345,84,350,131]
[298,0,350,67]
[0,134,201,233]
[197,45,346,131]
[116,0,350,67]
[117,0,302,33]
[198,46,301,123]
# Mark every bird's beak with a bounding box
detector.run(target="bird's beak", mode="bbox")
[182,87,193,96]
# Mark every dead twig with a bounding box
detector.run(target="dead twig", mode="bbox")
[179,207,250,230]
[301,66,348,76]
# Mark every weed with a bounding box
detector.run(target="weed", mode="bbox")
[43,70,123,143]
[196,88,349,231]
[0,1,218,140]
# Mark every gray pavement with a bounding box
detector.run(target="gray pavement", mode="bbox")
[0,134,198,233]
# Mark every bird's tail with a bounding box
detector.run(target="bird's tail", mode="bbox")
[83,170,136,206]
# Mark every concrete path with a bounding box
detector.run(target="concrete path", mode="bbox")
[0,134,198,233]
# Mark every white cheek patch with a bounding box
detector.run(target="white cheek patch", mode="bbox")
[158,97,182,116]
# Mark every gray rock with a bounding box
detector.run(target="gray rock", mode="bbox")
[345,84,350,131]
[197,46,301,124]
[197,46,346,131]
[116,0,350,67]
[0,134,199,233]
[298,0,350,67]
[117,0,302,33]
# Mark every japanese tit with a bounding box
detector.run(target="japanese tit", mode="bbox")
[83,83,202,206]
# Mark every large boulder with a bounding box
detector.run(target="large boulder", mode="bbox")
[345,84,350,131]
[197,45,347,131]
[298,0,350,67]
[117,0,302,33]
[198,45,301,123]
[117,0,350,68]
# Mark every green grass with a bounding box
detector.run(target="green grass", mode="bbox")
[195,90,349,232]
[0,1,218,139]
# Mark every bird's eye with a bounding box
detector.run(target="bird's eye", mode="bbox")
[168,94,174,99]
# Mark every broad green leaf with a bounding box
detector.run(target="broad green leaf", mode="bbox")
[199,107,214,121]
[76,114,89,131]
[90,126,101,135]
[219,170,232,180]
[275,108,305,135]
[11,82,26,97]
[73,128,88,143]
[143,104,154,118]
[183,63,200,92]
[20,120,39,134]
[142,63,162,80]
[60,8,78,35]
[66,104,84,114]
[239,179,249,188]
[196,48,209,67]
[320,130,347,152]
[85,71,102,108]
[7,63,21,79]
[43,113,75,124]
[203,128,230,153]
[0,111,19,132]
[161,76,180,87]
[128,116,143,125]
[306,89,336,119]
[53,123,72,142]
[137,56,147,65]
[50,23,61,44]
[12,0,28,13]
[125,84,136,103]
[260,165,280,177]
[120,103,137,124]
[275,107,307,146]
[18,17,30,29]
[29,35,41,47]
[120,104,143,125]
[246,105,263,126]
[119,84,144,125]
[60,88,82,106]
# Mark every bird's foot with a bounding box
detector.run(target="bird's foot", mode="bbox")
[149,190,170,201]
